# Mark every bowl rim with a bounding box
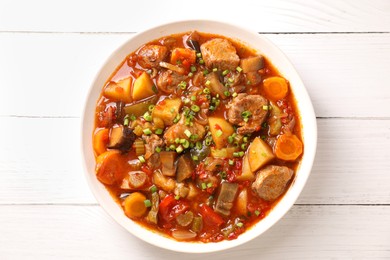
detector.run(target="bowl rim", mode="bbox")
[81,19,317,253]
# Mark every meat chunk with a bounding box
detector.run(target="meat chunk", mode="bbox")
[200,38,240,71]
[252,165,294,201]
[176,154,195,182]
[163,116,206,145]
[142,134,163,159]
[137,44,168,69]
[156,70,187,94]
[227,93,269,135]
[215,182,238,216]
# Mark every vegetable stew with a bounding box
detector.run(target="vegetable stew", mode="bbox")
[93,31,303,242]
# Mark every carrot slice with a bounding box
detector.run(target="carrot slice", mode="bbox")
[124,192,148,218]
[93,128,109,156]
[274,133,303,161]
[95,150,123,185]
[262,76,289,101]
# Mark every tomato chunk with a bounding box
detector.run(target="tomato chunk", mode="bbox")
[199,204,224,227]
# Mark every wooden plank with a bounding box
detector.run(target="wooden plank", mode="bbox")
[0,205,388,259]
[1,0,390,33]
[0,33,389,118]
[0,117,389,205]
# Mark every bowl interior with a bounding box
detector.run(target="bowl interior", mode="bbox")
[81,20,317,253]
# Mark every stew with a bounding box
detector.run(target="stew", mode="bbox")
[93,31,303,242]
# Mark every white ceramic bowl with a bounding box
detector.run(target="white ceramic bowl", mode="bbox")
[81,20,317,253]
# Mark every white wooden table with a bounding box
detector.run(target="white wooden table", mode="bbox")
[1,0,389,259]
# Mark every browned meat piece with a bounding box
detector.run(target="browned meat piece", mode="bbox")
[215,182,238,216]
[252,165,294,201]
[156,70,187,94]
[163,116,206,145]
[227,93,269,135]
[142,134,163,159]
[137,44,168,69]
[200,38,240,71]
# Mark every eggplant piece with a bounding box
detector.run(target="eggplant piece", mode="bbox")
[215,182,238,216]
[159,151,177,176]
[176,211,194,227]
[205,72,229,99]
[120,171,147,189]
[176,154,195,182]
[123,97,158,117]
[246,71,262,85]
[107,124,136,151]
[186,31,201,53]
[190,143,210,163]
[146,192,159,224]
[239,56,264,73]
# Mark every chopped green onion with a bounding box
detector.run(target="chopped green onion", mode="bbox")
[175,138,180,144]
[155,128,163,135]
[143,128,152,135]
[155,147,161,153]
[228,78,234,83]
[243,117,249,122]
[224,91,231,97]
[143,111,152,122]
[191,65,197,72]
[184,98,190,104]
[205,80,211,86]
[123,115,130,126]
[201,183,207,190]
[199,59,205,64]
[178,81,187,89]
[148,105,155,112]
[196,141,202,150]
[179,138,186,144]
[190,134,199,141]
[222,69,229,76]
[182,140,190,148]
[219,171,227,179]
[262,105,269,111]
[203,88,210,94]
[184,129,192,138]
[241,143,247,150]
[191,105,200,112]
[233,151,244,157]
[191,95,197,101]
[243,136,249,143]
[150,185,157,193]
[229,159,234,166]
[216,129,223,137]
[212,68,218,72]
[236,222,244,227]
[176,145,184,153]
[144,199,152,207]
[236,66,243,73]
[207,182,213,188]
[192,155,199,161]
[241,111,252,118]
[254,210,260,216]
[203,69,209,75]
[228,135,234,144]
[175,195,181,200]
[232,92,238,98]
[188,72,193,77]
[169,144,176,150]
[173,114,180,123]
[196,52,202,58]
[130,114,136,121]
[138,155,146,163]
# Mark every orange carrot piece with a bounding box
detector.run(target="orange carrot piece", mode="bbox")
[274,133,303,161]
[93,128,109,156]
[262,76,289,101]
[124,192,148,218]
